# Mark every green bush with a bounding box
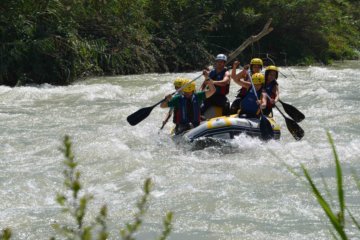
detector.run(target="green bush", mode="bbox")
[1,0,359,85]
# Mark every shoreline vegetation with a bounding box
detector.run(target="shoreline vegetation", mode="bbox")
[1,0,359,86]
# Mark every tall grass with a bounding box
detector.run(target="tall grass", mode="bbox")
[302,132,360,239]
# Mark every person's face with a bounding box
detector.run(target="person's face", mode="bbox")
[267,71,277,81]
[255,83,262,91]
[183,92,193,98]
[216,60,225,69]
[251,64,262,73]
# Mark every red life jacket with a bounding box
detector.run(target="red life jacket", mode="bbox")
[265,80,278,109]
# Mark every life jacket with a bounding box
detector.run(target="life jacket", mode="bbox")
[240,87,263,116]
[265,80,278,109]
[209,68,229,96]
[172,106,180,124]
[172,93,181,124]
[175,94,201,127]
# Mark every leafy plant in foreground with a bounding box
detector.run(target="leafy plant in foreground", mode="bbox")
[0,228,11,240]
[51,135,173,240]
[51,135,109,239]
[302,132,360,239]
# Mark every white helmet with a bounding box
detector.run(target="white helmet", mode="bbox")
[215,54,227,62]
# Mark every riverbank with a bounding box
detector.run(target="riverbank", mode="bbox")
[1,0,359,87]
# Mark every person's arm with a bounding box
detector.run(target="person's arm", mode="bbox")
[204,79,216,98]
[231,61,246,83]
[200,69,210,90]
[260,91,267,109]
[232,63,249,87]
[274,85,279,102]
[268,85,279,104]
[160,94,172,108]
[231,61,240,80]
[234,76,251,89]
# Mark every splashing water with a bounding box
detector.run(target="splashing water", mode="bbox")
[0,61,359,239]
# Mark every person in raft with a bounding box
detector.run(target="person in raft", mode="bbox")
[160,78,216,135]
[200,53,231,116]
[234,72,267,118]
[263,65,280,117]
[161,78,186,127]
[230,58,263,114]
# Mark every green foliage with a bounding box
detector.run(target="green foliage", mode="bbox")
[0,228,11,240]
[52,135,104,239]
[51,135,173,240]
[215,0,360,65]
[302,132,360,239]
[1,0,359,85]
[159,212,173,240]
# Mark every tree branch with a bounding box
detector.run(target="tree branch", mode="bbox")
[227,18,273,63]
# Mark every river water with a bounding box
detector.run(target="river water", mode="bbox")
[0,61,359,239]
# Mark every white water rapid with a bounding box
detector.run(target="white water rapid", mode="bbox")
[0,61,359,239]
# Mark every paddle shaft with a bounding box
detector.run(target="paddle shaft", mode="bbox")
[160,108,173,130]
[265,94,295,121]
[247,73,274,140]
[247,73,263,113]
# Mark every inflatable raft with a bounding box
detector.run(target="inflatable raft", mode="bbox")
[182,114,281,143]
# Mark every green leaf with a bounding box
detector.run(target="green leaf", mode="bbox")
[346,207,360,231]
[327,131,345,225]
[302,164,347,239]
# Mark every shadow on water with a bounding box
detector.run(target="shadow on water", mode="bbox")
[171,134,250,154]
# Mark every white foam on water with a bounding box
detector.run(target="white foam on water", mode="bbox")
[1,63,360,239]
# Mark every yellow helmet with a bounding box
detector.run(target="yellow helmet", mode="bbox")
[182,80,195,93]
[250,58,263,66]
[265,65,279,80]
[252,73,265,85]
[174,78,185,88]
[265,65,278,72]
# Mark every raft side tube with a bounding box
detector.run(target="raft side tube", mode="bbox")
[183,115,280,142]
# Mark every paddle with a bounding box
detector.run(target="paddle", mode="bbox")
[248,74,274,140]
[274,104,304,140]
[126,74,203,126]
[265,95,304,140]
[160,109,173,130]
[278,99,305,123]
